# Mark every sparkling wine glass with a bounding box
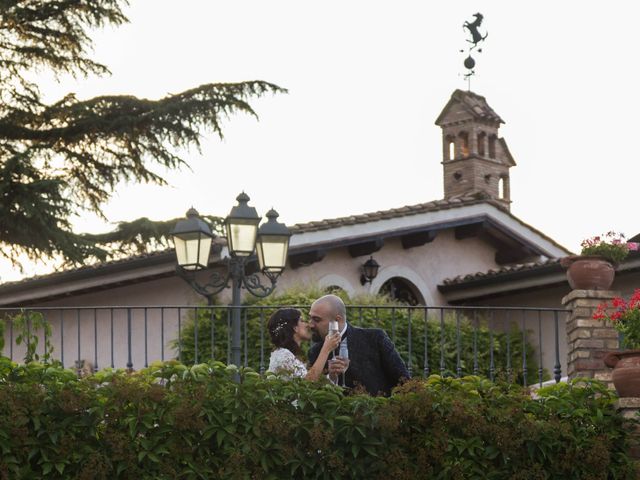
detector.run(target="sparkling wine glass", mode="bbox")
[338,341,349,386]
[328,320,339,337]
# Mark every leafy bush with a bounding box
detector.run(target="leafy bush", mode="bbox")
[175,286,545,384]
[11,310,54,363]
[0,360,636,479]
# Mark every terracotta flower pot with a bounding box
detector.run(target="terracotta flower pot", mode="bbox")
[560,255,615,290]
[604,350,640,397]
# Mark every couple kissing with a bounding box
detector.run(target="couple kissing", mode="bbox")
[267,294,409,396]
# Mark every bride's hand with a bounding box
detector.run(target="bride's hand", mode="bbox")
[322,332,341,353]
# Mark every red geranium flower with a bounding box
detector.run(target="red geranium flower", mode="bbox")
[593,289,640,349]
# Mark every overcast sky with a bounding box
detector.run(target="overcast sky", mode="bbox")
[4,0,640,280]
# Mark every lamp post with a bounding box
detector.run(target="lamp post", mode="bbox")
[170,192,291,368]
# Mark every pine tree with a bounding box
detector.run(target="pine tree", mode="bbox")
[0,0,285,268]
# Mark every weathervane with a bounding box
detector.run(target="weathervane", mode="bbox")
[460,12,488,90]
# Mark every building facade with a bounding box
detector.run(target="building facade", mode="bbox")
[1,90,639,375]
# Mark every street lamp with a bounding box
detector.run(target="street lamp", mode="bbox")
[170,192,291,368]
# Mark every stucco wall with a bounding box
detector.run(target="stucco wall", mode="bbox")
[1,276,200,369]
[278,229,500,306]
[1,227,506,370]
[7,229,627,382]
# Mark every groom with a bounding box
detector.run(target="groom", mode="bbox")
[307,294,410,396]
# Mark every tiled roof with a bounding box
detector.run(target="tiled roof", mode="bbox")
[0,249,176,289]
[289,194,571,257]
[0,238,227,290]
[0,194,572,291]
[441,249,640,289]
[441,258,563,287]
[290,193,504,233]
[435,89,504,126]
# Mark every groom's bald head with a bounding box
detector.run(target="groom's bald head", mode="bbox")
[309,294,347,341]
[315,294,346,319]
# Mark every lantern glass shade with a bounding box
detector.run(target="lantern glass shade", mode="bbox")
[362,257,380,281]
[226,221,258,257]
[174,233,213,271]
[171,208,214,271]
[225,192,260,256]
[256,208,291,273]
[257,235,289,273]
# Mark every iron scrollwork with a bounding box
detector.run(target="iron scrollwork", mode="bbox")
[242,271,278,298]
[175,256,281,303]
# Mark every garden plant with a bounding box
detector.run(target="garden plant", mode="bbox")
[0,359,636,479]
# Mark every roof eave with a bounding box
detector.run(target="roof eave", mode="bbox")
[439,252,640,303]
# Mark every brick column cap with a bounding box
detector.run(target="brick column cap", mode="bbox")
[562,289,621,306]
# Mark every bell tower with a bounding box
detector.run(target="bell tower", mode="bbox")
[435,89,515,210]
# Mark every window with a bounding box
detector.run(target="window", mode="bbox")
[499,176,509,200]
[488,135,496,159]
[458,132,469,157]
[379,277,424,305]
[477,131,486,156]
[325,285,345,295]
[446,135,455,160]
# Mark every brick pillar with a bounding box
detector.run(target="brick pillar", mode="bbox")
[562,290,620,387]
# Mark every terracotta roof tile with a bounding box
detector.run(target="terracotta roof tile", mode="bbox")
[0,249,172,289]
[435,89,504,126]
[0,238,227,290]
[290,193,504,234]
[2,194,572,291]
[441,258,563,286]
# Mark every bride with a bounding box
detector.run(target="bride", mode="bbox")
[267,308,340,380]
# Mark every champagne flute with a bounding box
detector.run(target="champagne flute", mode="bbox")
[328,320,339,337]
[328,320,340,384]
[338,340,349,386]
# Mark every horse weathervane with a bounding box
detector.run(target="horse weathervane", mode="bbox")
[460,12,488,90]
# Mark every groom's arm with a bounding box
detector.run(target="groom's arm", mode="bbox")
[307,342,321,367]
[377,330,410,385]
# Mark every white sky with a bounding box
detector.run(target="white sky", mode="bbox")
[4,0,640,281]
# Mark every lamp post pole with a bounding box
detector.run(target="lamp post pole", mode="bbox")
[171,193,291,369]
[230,265,242,368]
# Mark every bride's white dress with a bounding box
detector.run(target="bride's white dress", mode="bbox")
[268,348,307,378]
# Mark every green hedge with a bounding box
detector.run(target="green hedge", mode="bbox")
[175,286,545,384]
[0,358,636,479]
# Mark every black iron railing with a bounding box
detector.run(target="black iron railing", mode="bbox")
[0,305,569,387]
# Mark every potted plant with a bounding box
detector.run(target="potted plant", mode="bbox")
[595,289,640,397]
[560,232,638,290]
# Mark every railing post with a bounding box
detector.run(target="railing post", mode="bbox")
[126,308,133,370]
[562,289,619,387]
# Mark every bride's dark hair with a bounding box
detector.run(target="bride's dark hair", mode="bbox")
[268,308,302,357]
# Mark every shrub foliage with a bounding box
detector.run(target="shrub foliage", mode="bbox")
[0,358,636,479]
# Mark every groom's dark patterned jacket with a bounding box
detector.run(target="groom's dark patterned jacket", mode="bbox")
[308,324,410,396]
